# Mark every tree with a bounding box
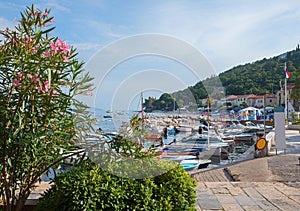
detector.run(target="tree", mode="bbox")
[240,101,248,108]
[291,67,300,101]
[0,5,94,210]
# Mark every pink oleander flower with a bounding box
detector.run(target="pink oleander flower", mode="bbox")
[37,87,42,93]
[63,56,68,62]
[88,87,93,91]
[49,18,54,23]
[52,90,57,96]
[27,74,32,79]
[56,70,61,74]
[89,93,93,97]
[44,80,50,92]
[32,48,37,54]
[43,11,48,16]
[56,39,63,47]
[43,23,47,27]
[17,72,23,79]
[50,39,70,55]
[50,42,58,53]
[44,51,50,57]
[13,79,19,87]
[32,76,39,84]
[25,35,32,42]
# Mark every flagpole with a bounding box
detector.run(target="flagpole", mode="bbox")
[284,62,287,120]
[285,77,287,119]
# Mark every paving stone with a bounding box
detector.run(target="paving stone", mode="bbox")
[256,186,300,211]
[197,182,207,189]
[196,204,202,211]
[202,210,224,211]
[254,200,280,211]
[275,184,300,196]
[211,187,230,194]
[227,186,246,196]
[270,198,300,211]
[234,195,256,206]
[242,205,265,211]
[243,187,265,200]
[215,194,237,204]
[221,203,244,211]
[197,188,214,195]
[205,182,232,188]
[288,195,300,204]
[242,186,279,210]
[198,195,222,210]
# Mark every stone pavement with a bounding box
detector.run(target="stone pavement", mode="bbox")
[196,182,300,211]
[192,129,300,211]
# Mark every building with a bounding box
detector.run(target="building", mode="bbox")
[223,94,254,107]
[276,83,299,118]
[248,94,276,108]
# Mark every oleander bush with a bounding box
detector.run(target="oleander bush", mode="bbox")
[0,4,94,210]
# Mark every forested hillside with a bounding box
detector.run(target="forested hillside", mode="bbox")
[145,47,300,111]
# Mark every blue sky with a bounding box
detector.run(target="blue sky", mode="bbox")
[1,0,300,110]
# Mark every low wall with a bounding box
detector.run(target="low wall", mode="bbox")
[287,124,300,130]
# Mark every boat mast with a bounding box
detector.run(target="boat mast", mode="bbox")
[284,62,288,120]
[207,98,210,148]
[173,97,175,112]
[141,92,144,132]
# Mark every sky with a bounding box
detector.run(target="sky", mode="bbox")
[1,0,300,110]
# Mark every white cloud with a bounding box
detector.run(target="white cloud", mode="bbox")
[0,16,15,31]
[133,1,300,72]
[73,42,103,51]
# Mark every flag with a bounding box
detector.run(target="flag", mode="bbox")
[284,63,290,79]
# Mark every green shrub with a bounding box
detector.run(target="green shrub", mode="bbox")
[36,159,197,211]
[292,118,300,125]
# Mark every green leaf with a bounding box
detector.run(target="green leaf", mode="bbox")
[7,158,12,167]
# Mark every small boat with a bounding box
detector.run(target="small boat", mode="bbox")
[84,133,114,143]
[103,115,112,118]
[180,159,211,170]
[160,153,211,170]
[161,155,197,163]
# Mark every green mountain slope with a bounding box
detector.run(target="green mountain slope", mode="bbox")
[145,48,300,111]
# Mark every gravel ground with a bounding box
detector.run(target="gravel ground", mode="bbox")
[227,154,300,187]
[268,154,300,186]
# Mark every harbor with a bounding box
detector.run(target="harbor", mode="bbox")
[90,108,275,171]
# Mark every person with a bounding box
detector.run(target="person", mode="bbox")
[173,126,180,134]
[160,138,164,147]
[198,126,203,134]
[96,127,103,134]
[163,127,168,138]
